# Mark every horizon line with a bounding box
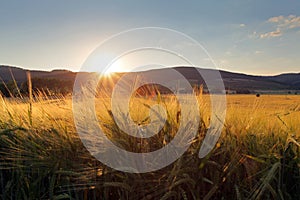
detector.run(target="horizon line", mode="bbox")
[0,64,299,77]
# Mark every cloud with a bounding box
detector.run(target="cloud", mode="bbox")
[268,15,285,23]
[260,28,282,38]
[239,23,246,27]
[258,15,300,39]
[267,15,300,29]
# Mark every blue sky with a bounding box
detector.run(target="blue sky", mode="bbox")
[0,0,299,75]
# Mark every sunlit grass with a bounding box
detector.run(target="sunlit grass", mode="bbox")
[0,93,299,199]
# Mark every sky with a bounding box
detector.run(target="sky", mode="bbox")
[0,0,300,75]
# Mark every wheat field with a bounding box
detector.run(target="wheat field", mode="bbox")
[0,94,299,199]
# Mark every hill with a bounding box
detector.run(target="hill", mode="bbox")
[0,66,76,83]
[0,65,299,95]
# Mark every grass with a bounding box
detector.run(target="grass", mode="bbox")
[0,92,299,199]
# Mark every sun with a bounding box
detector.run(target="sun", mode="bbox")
[104,59,124,76]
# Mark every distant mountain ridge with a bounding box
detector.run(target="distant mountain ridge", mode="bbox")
[0,66,76,83]
[1,65,300,93]
[173,67,300,91]
[266,73,300,88]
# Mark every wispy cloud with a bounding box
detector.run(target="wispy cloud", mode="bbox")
[268,15,300,29]
[268,15,285,23]
[255,50,263,54]
[259,15,300,39]
[260,28,282,38]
